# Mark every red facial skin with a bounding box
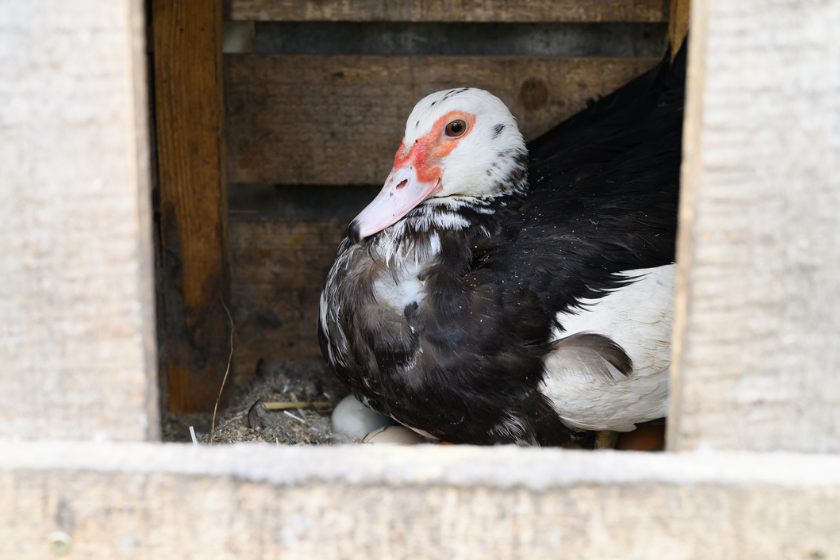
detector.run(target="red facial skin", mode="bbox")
[393,111,477,184]
[347,111,477,242]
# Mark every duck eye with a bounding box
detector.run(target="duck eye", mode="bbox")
[445,119,467,138]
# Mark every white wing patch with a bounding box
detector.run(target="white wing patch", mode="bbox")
[372,262,426,311]
[540,264,675,432]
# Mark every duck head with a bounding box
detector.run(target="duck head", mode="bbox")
[348,88,528,243]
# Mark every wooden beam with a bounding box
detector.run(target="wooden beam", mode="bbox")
[153,0,231,412]
[225,55,659,185]
[2,443,840,558]
[668,0,689,55]
[0,1,158,440]
[224,0,669,23]
[669,0,840,452]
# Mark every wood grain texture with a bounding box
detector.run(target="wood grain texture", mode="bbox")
[153,0,232,412]
[229,214,346,380]
[668,0,689,55]
[224,0,669,22]
[2,442,840,559]
[669,0,840,452]
[225,55,659,185]
[0,1,158,440]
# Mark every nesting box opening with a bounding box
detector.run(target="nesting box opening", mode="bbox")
[8,1,840,556]
[154,1,680,451]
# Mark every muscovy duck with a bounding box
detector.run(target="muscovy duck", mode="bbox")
[319,46,685,446]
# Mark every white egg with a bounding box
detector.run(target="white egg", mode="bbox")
[330,394,396,439]
[362,425,427,445]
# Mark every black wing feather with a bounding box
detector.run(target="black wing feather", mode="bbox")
[469,44,686,320]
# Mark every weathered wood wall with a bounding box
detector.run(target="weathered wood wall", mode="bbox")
[0,1,158,440]
[668,0,840,452]
[222,0,668,189]
[2,443,839,559]
[223,0,669,22]
[229,215,345,379]
[226,55,659,185]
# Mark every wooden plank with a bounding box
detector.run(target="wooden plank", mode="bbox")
[668,0,689,56]
[224,0,669,22]
[225,55,659,185]
[0,1,158,440]
[229,215,345,380]
[2,442,840,559]
[668,0,840,452]
[153,0,232,412]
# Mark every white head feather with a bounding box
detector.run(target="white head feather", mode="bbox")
[348,88,528,242]
[402,88,528,198]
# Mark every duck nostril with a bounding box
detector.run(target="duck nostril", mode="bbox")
[396,179,408,190]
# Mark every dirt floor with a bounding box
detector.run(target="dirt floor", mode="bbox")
[162,359,355,445]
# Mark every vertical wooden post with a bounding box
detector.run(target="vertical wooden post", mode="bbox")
[668,0,690,55]
[153,0,231,412]
[669,0,840,452]
[0,0,159,440]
